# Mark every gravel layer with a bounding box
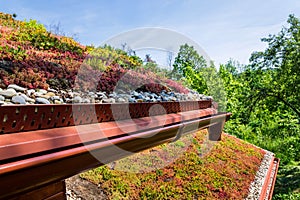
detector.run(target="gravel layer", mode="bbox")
[245,151,274,200]
[0,84,212,105]
[66,175,107,200]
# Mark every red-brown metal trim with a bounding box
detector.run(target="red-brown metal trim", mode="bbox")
[9,181,66,200]
[259,157,275,200]
[266,158,280,200]
[0,108,217,161]
[0,112,229,173]
[259,157,280,200]
[0,100,212,134]
[268,158,280,199]
[0,124,180,199]
[0,112,231,199]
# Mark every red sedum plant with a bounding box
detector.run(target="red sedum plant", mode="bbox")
[0,12,190,94]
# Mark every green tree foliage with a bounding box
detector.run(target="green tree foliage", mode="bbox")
[172,44,226,110]
[143,54,159,72]
[218,15,300,199]
[172,44,207,93]
[219,60,246,116]
[249,14,300,120]
[178,62,208,94]
[172,44,207,81]
[173,44,207,74]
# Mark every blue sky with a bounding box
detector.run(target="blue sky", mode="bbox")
[1,0,300,65]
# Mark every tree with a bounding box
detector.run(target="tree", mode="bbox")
[144,54,155,63]
[143,54,158,73]
[217,16,300,199]
[248,14,300,120]
[166,51,174,68]
[121,43,136,56]
[172,44,226,108]
[173,44,206,79]
[171,44,207,92]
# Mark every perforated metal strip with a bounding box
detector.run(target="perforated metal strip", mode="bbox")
[0,100,212,134]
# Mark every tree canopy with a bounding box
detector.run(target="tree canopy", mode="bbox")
[248,14,300,120]
[172,44,206,79]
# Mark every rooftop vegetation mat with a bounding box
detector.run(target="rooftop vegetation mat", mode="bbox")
[80,130,265,199]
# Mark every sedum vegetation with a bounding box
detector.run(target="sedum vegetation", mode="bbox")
[0,11,299,199]
[81,130,265,199]
[0,12,187,94]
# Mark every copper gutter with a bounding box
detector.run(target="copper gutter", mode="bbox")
[259,157,280,200]
[0,101,231,199]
